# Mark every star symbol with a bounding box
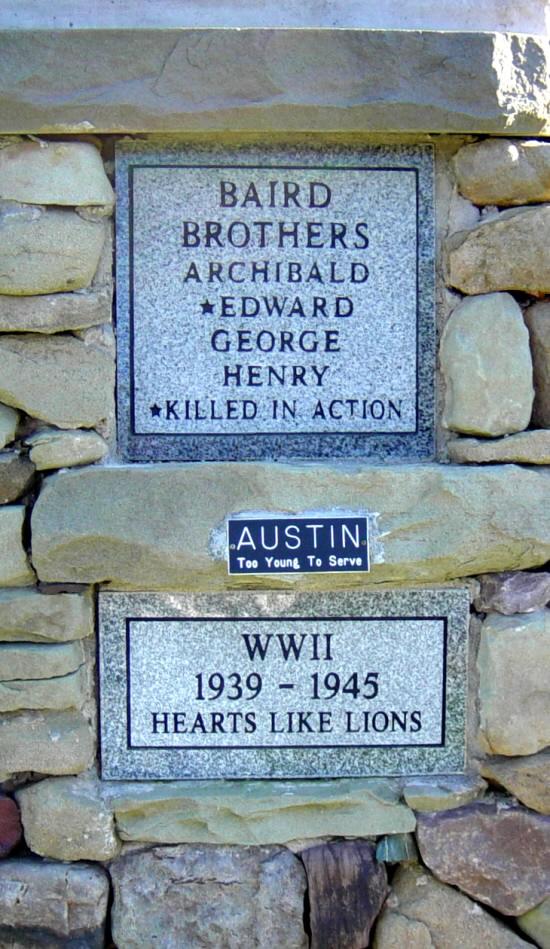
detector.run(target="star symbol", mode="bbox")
[149,403,162,418]
[200,299,215,315]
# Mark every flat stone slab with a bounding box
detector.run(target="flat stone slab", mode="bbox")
[0,859,109,946]
[0,506,34,587]
[481,751,550,815]
[31,463,550,588]
[0,138,114,209]
[110,843,307,949]
[116,141,434,462]
[0,709,95,777]
[108,776,415,844]
[448,430,550,464]
[0,30,549,135]
[0,333,114,429]
[98,589,468,779]
[0,589,92,642]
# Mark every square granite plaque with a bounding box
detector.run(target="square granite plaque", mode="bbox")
[98,589,468,780]
[116,142,434,461]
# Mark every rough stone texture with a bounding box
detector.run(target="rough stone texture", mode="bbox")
[478,609,550,755]
[110,844,308,949]
[0,710,95,777]
[31,463,550,588]
[454,139,550,206]
[0,641,84,681]
[0,287,112,333]
[524,300,550,427]
[402,775,487,812]
[375,833,418,864]
[109,778,415,845]
[475,570,550,614]
[416,800,550,915]
[448,430,550,464]
[481,751,550,814]
[0,202,106,295]
[1,30,550,135]
[0,666,87,712]
[0,793,21,857]
[447,205,550,295]
[0,451,33,503]
[0,403,18,449]
[440,293,533,436]
[0,507,34,587]
[518,897,550,948]
[373,863,531,948]
[302,841,387,949]
[0,334,114,428]
[0,138,114,210]
[26,428,108,470]
[0,858,109,946]
[0,589,92,642]
[17,773,120,862]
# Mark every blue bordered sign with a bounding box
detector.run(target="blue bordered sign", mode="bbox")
[227,514,369,575]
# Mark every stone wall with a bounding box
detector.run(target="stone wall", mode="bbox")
[0,134,549,947]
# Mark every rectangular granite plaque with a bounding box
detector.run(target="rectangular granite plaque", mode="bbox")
[98,589,468,780]
[116,142,434,461]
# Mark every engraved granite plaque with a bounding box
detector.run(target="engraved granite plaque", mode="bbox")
[116,142,434,461]
[98,589,468,780]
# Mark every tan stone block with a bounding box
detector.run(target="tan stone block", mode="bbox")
[518,898,550,949]
[16,772,120,861]
[30,463,550,589]
[0,288,111,333]
[26,428,108,470]
[373,864,531,948]
[478,610,550,755]
[0,506,33,587]
[0,203,106,295]
[0,451,34,503]
[0,641,84,681]
[1,30,550,136]
[0,589,92,642]
[0,403,18,449]
[447,205,550,295]
[0,710,95,776]
[403,775,487,812]
[448,430,550,464]
[0,666,87,712]
[524,300,550,427]
[0,334,114,428]
[454,139,550,206]
[481,751,550,814]
[0,138,114,210]
[440,293,533,436]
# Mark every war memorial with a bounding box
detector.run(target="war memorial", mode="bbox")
[0,4,549,946]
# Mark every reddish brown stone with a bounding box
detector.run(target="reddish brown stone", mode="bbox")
[0,794,22,858]
[302,840,387,949]
[416,801,550,915]
[475,571,550,614]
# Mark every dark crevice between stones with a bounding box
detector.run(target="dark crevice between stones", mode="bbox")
[103,865,117,949]
[295,851,312,947]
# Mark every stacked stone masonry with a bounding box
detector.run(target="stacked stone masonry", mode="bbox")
[0,133,549,947]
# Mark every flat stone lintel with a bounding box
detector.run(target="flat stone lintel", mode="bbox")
[0,29,549,135]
